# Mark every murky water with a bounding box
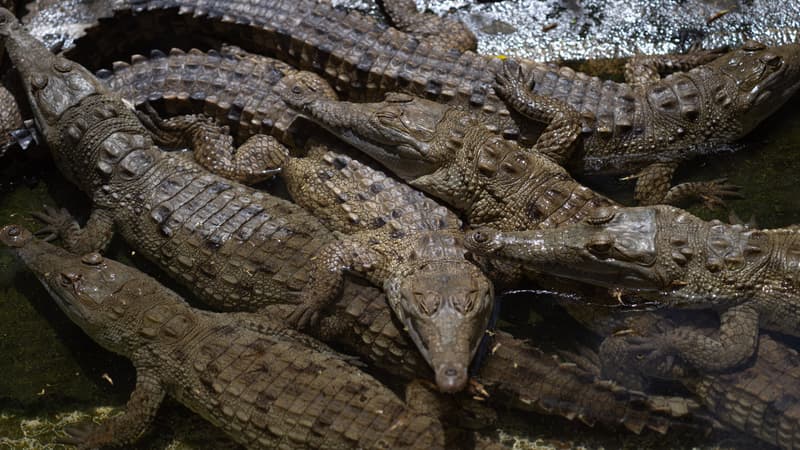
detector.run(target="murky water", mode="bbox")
[1,0,800,448]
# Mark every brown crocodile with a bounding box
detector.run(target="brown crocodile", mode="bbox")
[278,77,617,236]
[15,0,800,205]
[464,204,800,374]
[4,0,800,206]
[0,224,445,449]
[0,9,699,432]
[563,307,800,450]
[6,4,481,394]
[136,84,495,392]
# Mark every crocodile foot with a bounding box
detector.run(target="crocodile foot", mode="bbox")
[286,298,327,330]
[619,335,678,378]
[57,422,109,450]
[493,59,536,108]
[663,178,743,210]
[30,205,77,242]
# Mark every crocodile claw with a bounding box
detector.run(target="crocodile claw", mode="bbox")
[697,178,743,210]
[56,422,98,449]
[287,301,324,330]
[31,205,75,241]
[494,59,536,102]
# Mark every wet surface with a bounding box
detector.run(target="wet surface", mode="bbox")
[336,0,800,61]
[1,0,800,448]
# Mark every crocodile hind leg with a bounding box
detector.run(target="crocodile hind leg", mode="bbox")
[622,304,760,372]
[381,0,477,52]
[631,161,741,208]
[494,60,582,164]
[625,44,730,84]
[137,105,286,184]
[288,237,387,329]
[59,368,165,448]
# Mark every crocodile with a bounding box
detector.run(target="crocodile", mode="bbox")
[0,224,445,449]
[137,80,495,391]
[0,11,700,431]
[3,5,485,393]
[278,77,617,237]
[464,204,800,374]
[562,306,800,450]
[14,0,799,205]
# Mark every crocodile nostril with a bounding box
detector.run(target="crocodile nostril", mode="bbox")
[445,368,457,376]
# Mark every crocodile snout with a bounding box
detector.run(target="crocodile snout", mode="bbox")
[435,363,468,393]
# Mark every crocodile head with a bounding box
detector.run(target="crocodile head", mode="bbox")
[0,8,102,141]
[0,225,147,353]
[0,8,151,192]
[465,206,672,291]
[385,234,494,393]
[707,40,800,135]
[281,77,448,180]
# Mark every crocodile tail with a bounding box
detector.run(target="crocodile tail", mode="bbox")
[478,331,706,434]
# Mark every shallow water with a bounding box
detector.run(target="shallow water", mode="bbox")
[1,0,800,448]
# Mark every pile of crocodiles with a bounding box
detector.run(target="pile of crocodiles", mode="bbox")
[0,0,799,448]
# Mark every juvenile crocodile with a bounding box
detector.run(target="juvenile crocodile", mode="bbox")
[138,83,495,391]
[5,5,484,394]
[279,78,616,237]
[17,0,800,205]
[565,307,800,450]
[0,11,699,430]
[464,204,800,374]
[0,224,445,449]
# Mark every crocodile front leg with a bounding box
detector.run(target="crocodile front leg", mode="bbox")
[381,0,477,52]
[625,45,729,85]
[494,60,582,164]
[288,238,387,329]
[137,106,284,184]
[625,304,760,372]
[59,367,165,448]
[32,205,115,254]
[631,161,740,208]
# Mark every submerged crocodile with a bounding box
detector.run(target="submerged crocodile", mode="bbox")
[0,10,699,432]
[0,224,444,449]
[562,306,800,450]
[14,0,800,204]
[464,204,800,374]
[138,85,495,392]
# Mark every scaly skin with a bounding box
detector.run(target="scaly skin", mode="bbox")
[5,7,340,316]
[279,79,615,237]
[464,204,800,374]
[18,0,800,205]
[137,83,495,391]
[0,12,698,431]
[0,225,445,449]
[379,0,477,52]
[571,308,800,450]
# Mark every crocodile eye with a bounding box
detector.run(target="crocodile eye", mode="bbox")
[31,74,48,90]
[471,230,489,244]
[742,40,766,52]
[53,60,73,73]
[760,53,782,68]
[415,293,440,316]
[587,235,613,256]
[59,272,80,286]
[587,206,616,225]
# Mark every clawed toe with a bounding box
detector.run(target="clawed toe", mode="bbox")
[56,422,94,446]
[287,304,321,330]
